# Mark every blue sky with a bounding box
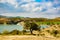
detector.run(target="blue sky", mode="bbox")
[0,0,60,18]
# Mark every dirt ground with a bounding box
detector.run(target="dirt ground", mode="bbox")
[0,35,60,40]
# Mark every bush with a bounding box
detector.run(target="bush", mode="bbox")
[22,30,26,35]
[46,30,50,33]
[51,30,59,37]
[0,33,2,35]
[2,30,10,35]
[10,29,22,35]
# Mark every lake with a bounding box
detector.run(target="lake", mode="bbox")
[0,25,23,33]
[40,25,50,29]
[0,24,50,33]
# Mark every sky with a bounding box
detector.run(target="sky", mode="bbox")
[0,0,60,18]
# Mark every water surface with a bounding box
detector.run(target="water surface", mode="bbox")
[0,25,23,33]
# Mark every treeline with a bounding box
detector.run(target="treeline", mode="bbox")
[0,16,60,24]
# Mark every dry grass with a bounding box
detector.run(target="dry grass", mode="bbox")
[0,35,60,40]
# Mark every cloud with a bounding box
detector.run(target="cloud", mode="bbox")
[0,0,18,8]
[0,0,35,8]
[0,0,60,18]
[0,0,6,3]
[0,0,16,5]
[20,2,40,12]
[54,0,60,4]
[21,0,35,2]
[20,2,53,13]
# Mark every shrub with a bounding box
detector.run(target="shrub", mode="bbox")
[22,30,26,35]
[46,30,50,33]
[2,30,10,35]
[51,30,59,37]
[10,29,22,35]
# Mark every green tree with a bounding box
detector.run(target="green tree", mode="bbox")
[24,21,31,30]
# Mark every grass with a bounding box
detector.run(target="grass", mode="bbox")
[36,22,60,25]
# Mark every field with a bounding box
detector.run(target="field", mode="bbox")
[36,22,60,25]
[0,35,60,40]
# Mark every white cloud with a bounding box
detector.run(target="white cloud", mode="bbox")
[21,3,31,11]
[0,0,53,9]
[44,8,58,14]
[0,0,6,3]
[0,0,60,18]
[1,12,60,19]
[45,2,53,7]
[0,0,35,8]
[21,0,35,2]
[54,0,60,4]
[0,0,16,4]
[0,0,18,8]
[20,2,53,13]
[32,7,43,12]
[7,0,16,5]
[6,0,19,8]
[0,13,14,16]
[20,2,40,12]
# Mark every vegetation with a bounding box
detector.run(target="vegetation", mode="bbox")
[24,21,31,29]
[0,15,60,37]
[0,30,23,35]
[1,30,10,35]
[0,15,60,25]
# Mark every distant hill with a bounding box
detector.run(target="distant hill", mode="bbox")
[0,15,25,18]
[0,15,7,18]
[54,17,60,20]
[0,15,60,22]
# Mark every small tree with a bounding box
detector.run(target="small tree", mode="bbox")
[30,22,40,35]
[24,21,31,30]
